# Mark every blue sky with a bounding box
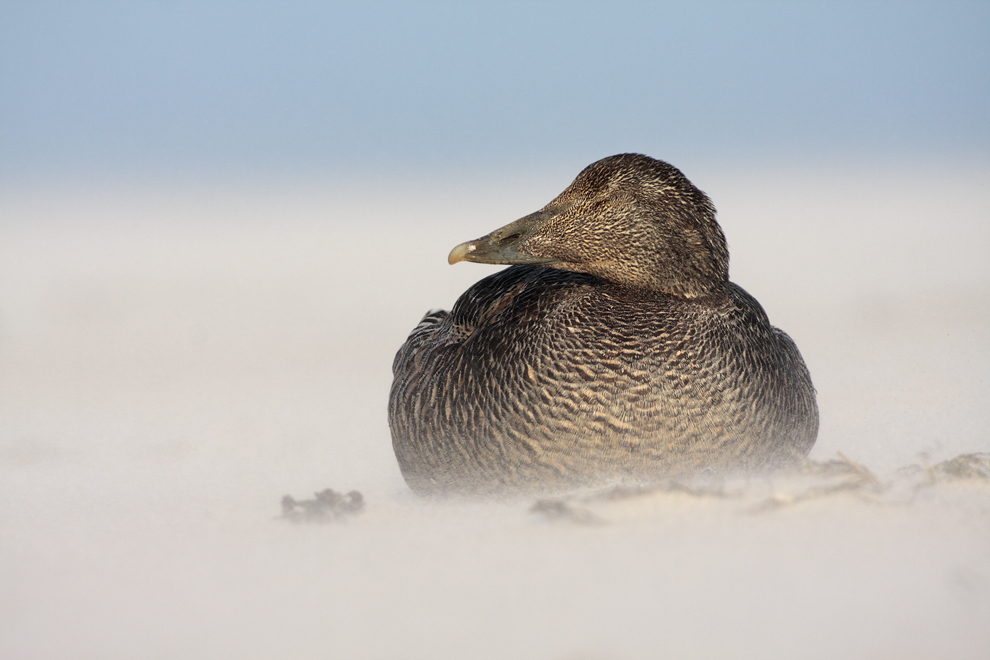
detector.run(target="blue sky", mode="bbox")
[1,1,987,182]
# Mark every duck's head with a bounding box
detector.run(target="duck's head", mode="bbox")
[449,154,729,299]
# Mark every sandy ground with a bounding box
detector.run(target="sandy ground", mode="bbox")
[1,161,988,659]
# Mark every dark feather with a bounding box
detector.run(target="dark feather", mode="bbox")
[389,155,818,495]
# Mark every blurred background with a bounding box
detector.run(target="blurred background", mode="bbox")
[1,3,988,659]
[2,1,987,182]
[2,0,987,471]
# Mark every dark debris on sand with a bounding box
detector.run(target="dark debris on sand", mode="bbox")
[750,451,889,511]
[280,488,364,523]
[527,452,990,523]
[530,499,608,526]
[911,452,990,482]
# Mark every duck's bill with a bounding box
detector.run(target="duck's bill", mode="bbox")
[447,211,560,266]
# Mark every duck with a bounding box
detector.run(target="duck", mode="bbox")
[388,154,818,496]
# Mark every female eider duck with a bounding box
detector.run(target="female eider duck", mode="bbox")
[389,154,818,495]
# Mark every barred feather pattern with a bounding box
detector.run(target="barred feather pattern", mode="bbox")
[389,264,818,495]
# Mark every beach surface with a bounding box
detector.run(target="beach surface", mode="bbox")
[2,162,988,659]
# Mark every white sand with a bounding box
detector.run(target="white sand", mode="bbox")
[1,162,988,659]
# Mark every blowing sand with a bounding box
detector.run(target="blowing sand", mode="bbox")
[1,161,988,659]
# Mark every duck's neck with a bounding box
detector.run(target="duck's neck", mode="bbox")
[578,251,729,300]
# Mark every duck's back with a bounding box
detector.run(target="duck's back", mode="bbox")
[389,264,818,495]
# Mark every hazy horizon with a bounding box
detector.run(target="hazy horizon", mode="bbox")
[2,2,988,185]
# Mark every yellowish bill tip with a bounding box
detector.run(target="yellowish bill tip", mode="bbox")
[448,241,476,265]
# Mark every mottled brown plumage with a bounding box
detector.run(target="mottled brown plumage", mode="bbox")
[389,154,818,495]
